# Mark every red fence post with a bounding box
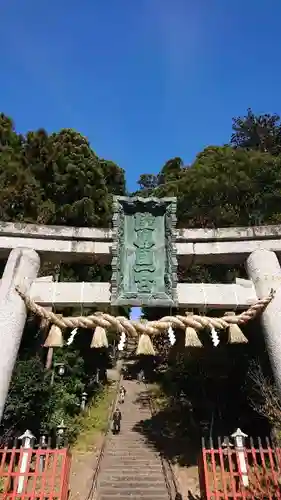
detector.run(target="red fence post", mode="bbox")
[198,437,208,499]
[200,434,281,499]
[0,447,71,499]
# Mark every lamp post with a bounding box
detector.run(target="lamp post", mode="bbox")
[39,430,48,472]
[56,420,66,448]
[50,362,65,386]
[231,428,249,487]
[95,368,100,384]
[18,430,35,494]
[80,392,88,411]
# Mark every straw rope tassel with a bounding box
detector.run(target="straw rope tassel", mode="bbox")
[185,311,203,347]
[44,325,64,348]
[136,334,156,356]
[224,311,248,344]
[90,326,109,348]
[44,279,64,348]
[185,327,203,347]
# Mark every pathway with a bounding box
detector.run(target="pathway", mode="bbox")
[96,379,170,500]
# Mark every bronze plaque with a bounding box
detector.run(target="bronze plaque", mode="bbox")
[111,196,178,307]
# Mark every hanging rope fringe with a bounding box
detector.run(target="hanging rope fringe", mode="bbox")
[185,327,203,347]
[136,334,156,356]
[168,325,176,346]
[44,325,64,347]
[118,331,126,351]
[224,312,248,344]
[90,326,109,348]
[67,328,78,346]
[16,287,274,338]
[210,326,220,347]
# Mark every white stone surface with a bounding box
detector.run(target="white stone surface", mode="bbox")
[0,248,40,420]
[2,220,281,244]
[0,221,113,240]
[29,281,257,309]
[246,249,281,394]
[2,235,281,265]
[0,236,111,263]
[193,238,281,264]
[1,221,281,264]
[176,225,281,241]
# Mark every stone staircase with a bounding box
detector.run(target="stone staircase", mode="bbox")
[124,336,137,358]
[96,380,170,500]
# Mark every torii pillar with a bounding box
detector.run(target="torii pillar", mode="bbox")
[0,248,40,421]
[246,249,281,395]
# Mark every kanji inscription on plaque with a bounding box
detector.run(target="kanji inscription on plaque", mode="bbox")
[111,196,178,307]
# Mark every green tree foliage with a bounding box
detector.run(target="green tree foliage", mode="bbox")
[136,157,184,196]
[140,146,281,228]
[231,108,281,155]
[137,173,159,192]
[0,114,126,441]
[2,356,51,439]
[6,126,126,226]
[137,109,281,439]
[158,156,183,184]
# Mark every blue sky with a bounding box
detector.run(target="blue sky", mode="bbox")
[1,0,281,195]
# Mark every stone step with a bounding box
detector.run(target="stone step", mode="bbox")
[97,381,169,500]
[99,464,163,477]
[107,433,149,439]
[99,470,163,484]
[106,440,153,445]
[107,437,150,441]
[107,431,150,436]
[110,417,147,420]
[115,412,151,416]
[106,436,150,441]
[99,479,166,488]
[100,458,162,465]
[110,428,148,432]
[109,424,149,428]
[112,408,147,413]
[107,435,151,440]
[98,472,164,480]
[101,463,163,472]
[98,487,169,496]
[105,449,158,456]
[103,456,160,463]
[106,446,159,456]
[108,426,148,430]
[106,442,152,448]
[109,433,148,438]
[114,411,150,414]
[101,459,162,467]
[111,425,149,429]
[104,455,159,462]
[103,448,158,456]
[112,417,149,420]
[99,495,169,500]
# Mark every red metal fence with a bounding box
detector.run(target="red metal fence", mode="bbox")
[0,447,71,500]
[200,437,281,499]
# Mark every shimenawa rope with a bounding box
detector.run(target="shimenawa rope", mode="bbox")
[16,286,275,338]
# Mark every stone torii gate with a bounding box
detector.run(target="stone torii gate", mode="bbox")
[0,196,281,420]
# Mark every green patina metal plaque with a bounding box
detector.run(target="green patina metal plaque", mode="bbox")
[111,196,178,307]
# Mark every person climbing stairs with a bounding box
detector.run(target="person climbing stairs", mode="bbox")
[96,379,170,500]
